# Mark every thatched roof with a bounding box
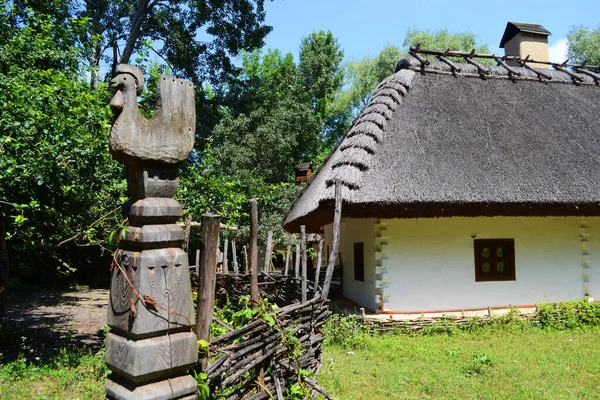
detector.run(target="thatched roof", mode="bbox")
[284,56,600,233]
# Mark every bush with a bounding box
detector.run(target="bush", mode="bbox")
[537,299,600,330]
[323,314,370,349]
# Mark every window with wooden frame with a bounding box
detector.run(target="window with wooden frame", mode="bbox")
[354,242,364,282]
[474,239,515,282]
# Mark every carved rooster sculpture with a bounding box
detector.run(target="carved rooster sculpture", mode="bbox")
[109,64,195,165]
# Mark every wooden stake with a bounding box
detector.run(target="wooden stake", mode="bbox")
[195,213,221,369]
[300,225,307,302]
[223,239,229,274]
[263,230,272,275]
[294,243,300,279]
[183,213,192,252]
[194,249,200,277]
[314,237,323,294]
[243,245,248,275]
[231,240,238,275]
[283,245,291,276]
[249,199,259,303]
[322,180,342,300]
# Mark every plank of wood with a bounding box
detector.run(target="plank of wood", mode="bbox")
[231,240,239,275]
[300,225,307,302]
[294,243,300,279]
[263,231,273,275]
[195,213,220,369]
[322,180,342,299]
[223,239,229,274]
[243,245,249,275]
[249,199,259,303]
[314,237,323,294]
[283,245,291,276]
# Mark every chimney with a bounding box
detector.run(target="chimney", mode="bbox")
[499,22,551,68]
[294,162,313,183]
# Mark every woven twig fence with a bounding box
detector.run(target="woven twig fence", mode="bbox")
[203,274,332,399]
[356,312,547,334]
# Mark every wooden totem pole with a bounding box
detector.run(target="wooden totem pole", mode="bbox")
[105,64,198,400]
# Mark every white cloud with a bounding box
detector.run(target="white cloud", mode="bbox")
[548,38,568,63]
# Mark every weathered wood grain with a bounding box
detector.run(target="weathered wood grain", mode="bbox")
[300,225,307,302]
[0,214,8,322]
[249,199,259,303]
[294,244,300,279]
[231,240,238,275]
[223,239,229,274]
[110,65,195,166]
[105,331,197,383]
[322,180,342,300]
[196,214,220,369]
[314,238,323,293]
[105,374,198,400]
[263,231,272,275]
[283,245,291,276]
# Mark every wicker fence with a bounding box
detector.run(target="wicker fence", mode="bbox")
[202,274,332,399]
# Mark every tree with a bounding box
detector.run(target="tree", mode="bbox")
[0,4,124,284]
[333,45,402,121]
[78,0,273,89]
[298,30,344,120]
[403,28,491,55]
[567,25,600,65]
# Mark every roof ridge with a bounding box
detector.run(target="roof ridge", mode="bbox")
[324,69,415,190]
[398,56,600,86]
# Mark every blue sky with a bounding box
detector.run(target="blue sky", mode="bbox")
[261,0,600,63]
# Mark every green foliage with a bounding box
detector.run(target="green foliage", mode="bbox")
[0,330,107,399]
[333,45,403,128]
[320,325,600,399]
[463,354,493,377]
[298,30,345,121]
[0,3,124,283]
[323,314,370,349]
[567,25,600,65]
[403,28,492,57]
[537,299,600,330]
[192,370,210,400]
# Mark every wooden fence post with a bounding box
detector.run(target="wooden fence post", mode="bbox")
[294,243,300,279]
[196,214,221,369]
[0,214,8,323]
[300,225,307,302]
[223,239,229,274]
[105,64,198,399]
[263,231,272,275]
[314,237,324,294]
[183,213,192,252]
[283,245,291,276]
[249,199,259,303]
[243,245,249,275]
[195,249,200,276]
[231,240,238,275]
[322,180,342,300]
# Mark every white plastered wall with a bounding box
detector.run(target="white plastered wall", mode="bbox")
[324,216,593,312]
[323,218,378,310]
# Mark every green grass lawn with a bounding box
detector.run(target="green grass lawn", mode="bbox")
[319,325,600,400]
[2,322,600,399]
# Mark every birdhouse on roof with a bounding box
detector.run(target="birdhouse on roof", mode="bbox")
[294,162,313,183]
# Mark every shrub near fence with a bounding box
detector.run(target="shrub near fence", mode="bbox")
[200,274,332,399]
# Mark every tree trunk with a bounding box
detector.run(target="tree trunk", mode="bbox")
[119,0,151,65]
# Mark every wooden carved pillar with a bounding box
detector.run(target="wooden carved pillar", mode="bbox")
[105,64,198,400]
